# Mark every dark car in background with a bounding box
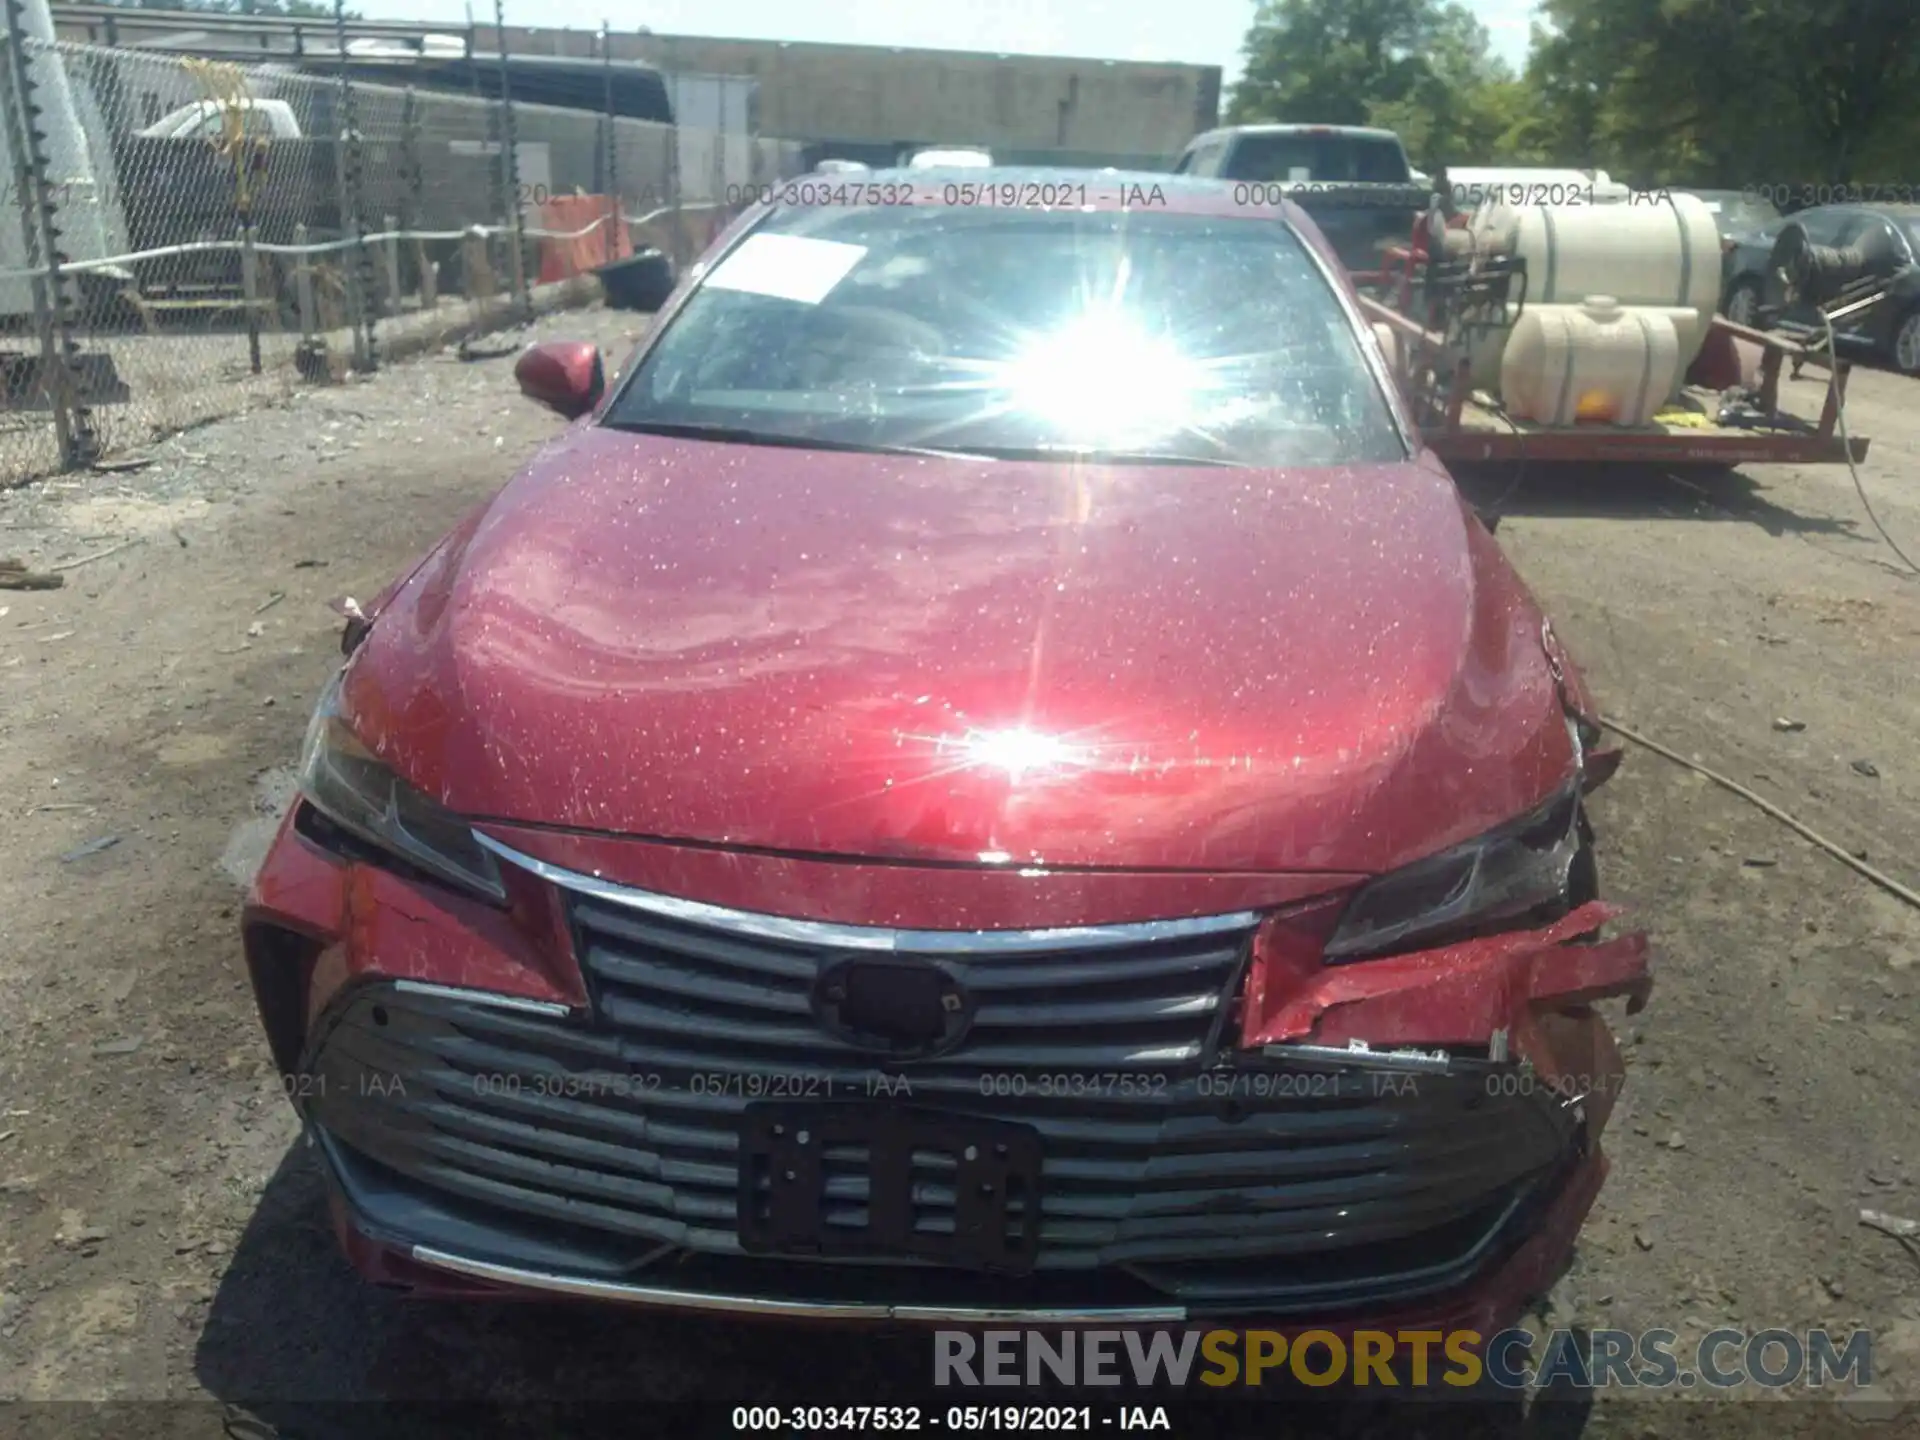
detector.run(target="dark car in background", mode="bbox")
[1721,202,1920,373]
[1676,189,1782,243]
[1172,124,1428,278]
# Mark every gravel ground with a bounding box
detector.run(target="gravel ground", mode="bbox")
[2,309,1919,1438]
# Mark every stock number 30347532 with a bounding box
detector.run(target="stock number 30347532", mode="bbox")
[732,1407,1111,1431]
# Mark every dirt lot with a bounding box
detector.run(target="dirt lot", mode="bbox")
[2,308,1919,1437]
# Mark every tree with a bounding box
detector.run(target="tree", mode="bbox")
[1363,5,1526,167]
[1524,0,1920,185]
[1230,0,1920,183]
[1229,0,1438,127]
[1229,0,1540,167]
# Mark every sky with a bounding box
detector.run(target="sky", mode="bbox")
[352,0,1544,82]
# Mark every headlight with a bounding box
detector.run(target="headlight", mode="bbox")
[297,669,506,904]
[1323,779,1584,962]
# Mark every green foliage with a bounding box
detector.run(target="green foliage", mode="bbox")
[1229,0,1920,183]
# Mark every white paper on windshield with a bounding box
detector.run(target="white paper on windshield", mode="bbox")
[1701,200,1723,213]
[1288,166,1312,183]
[704,234,868,305]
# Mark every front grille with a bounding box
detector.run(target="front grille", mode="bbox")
[301,880,1582,1310]
[573,895,1251,1072]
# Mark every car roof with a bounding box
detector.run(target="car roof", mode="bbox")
[1189,123,1402,141]
[1183,124,1405,150]
[797,166,1302,220]
[1789,201,1920,221]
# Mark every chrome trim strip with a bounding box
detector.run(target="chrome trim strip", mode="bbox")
[390,980,573,1017]
[1262,1041,1456,1075]
[408,1245,1188,1322]
[472,831,1263,954]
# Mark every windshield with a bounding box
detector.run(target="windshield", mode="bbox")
[604,203,1405,468]
[1220,133,1411,184]
[1684,190,1781,235]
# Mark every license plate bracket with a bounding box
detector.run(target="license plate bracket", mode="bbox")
[737,1103,1042,1276]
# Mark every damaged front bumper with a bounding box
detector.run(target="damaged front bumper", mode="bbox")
[244,811,1652,1329]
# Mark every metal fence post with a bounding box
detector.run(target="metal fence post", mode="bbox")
[665,34,683,267]
[600,18,615,267]
[240,221,261,373]
[332,0,375,371]
[493,0,529,321]
[382,213,401,311]
[400,83,428,309]
[0,5,96,468]
[294,221,316,340]
[470,1,504,300]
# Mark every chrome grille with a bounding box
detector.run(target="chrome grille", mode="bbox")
[571,895,1252,1072]
[301,851,1577,1303]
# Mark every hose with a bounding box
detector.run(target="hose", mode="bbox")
[1819,307,1920,576]
[1600,716,1920,912]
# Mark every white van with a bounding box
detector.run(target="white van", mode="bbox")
[908,147,992,169]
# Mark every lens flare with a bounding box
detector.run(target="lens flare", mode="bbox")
[957,726,1084,782]
[999,312,1205,443]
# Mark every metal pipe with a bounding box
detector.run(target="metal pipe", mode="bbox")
[332,0,373,370]
[600,17,614,266]
[493,0,528,320]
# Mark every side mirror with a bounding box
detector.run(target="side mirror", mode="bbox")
[515,341,604,419]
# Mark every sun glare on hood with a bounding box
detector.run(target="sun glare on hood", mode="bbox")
[950,725,1088,783]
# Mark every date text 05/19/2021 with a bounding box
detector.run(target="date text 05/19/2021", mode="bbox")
[730,1405,1174,1431]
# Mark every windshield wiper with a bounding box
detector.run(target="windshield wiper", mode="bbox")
[598,419,991,461]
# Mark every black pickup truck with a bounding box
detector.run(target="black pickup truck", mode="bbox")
[1171,123,1428,282]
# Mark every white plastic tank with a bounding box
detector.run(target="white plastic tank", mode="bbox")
[1473,192,1722,349]
[1499,297,1682,428]
[1445,168,1632,208]
[1370,322,1402,376]
[1465,191,1723,387]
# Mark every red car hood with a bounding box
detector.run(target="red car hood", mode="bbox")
[343,426,1574,875]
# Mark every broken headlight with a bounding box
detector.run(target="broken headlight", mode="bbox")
[1322,779,1584,962]
[297,669,506,904]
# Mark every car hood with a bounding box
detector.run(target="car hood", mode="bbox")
[342,426,1575,875]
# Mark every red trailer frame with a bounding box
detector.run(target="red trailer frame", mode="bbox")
[1347,249,1871,467]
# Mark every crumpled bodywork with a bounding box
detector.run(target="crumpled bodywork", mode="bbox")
[1242,895,1651,1139]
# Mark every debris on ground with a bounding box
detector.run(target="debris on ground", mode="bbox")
[0,558,62,591]
[49,539,137,572]
[1861,1210,1920,1271]
[58,835,120,862]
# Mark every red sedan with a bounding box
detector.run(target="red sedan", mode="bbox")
[242,169,1652,1332]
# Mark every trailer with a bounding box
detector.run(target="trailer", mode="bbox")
[1350,190,1880,469]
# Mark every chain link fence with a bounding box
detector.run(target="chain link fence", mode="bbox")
[0,27,806,485]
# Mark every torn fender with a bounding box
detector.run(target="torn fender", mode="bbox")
[1244,899,1652,1053]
